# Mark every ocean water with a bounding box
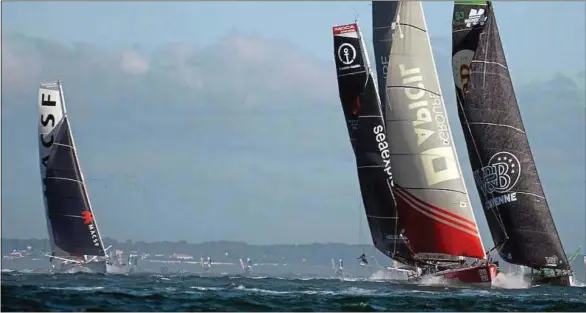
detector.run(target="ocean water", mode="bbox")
[2,270,586,312]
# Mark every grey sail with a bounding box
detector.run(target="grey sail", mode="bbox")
[451,1,570,270]
[384,1,486,261]
[38,82,107,262]
[372,0,399,116]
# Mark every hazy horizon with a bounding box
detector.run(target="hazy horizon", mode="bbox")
[2,2,585,252]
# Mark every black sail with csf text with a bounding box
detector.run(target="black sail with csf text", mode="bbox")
[43,117,105,256]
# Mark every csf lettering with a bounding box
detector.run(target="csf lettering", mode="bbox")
[39,94,57,148]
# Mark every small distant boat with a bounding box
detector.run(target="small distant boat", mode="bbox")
[451,0,573,287]
[201,257,212,271]
[38,81,109,274]
[106,249,139,274]
[239,257,253,275]
[331,258,344,279]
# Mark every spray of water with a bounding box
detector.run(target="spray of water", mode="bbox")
[492,272,530,289]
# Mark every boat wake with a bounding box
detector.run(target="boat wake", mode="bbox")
[368,268,409,281]
[493,272,531,289]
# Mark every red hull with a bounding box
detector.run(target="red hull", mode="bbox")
[433,264,498,286]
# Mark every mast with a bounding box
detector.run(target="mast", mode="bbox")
[372,1,399,118]
[384,1,486,262]
[451,0,570,270]
[332,22,415,266]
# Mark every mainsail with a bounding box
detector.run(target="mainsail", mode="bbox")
[372,0,399,116]
[332,22,414,265]
[38,81,106,260]
[384,1,486,261]
[451,1,570,270]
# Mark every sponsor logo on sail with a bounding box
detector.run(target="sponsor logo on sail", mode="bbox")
[474,151,521,209]
[398,64,461,186]
[373,125,395,187]
[81,210,101,247]
[545,255,561,266]
[333,24,357,35]
[464,8,487,28]
[337,42,360,71]
[39,93,58,196]
[82,210,94,225]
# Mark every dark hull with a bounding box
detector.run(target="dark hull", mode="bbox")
[526,272,573,287]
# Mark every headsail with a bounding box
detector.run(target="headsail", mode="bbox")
[451,1,570,270]
[38,81,106,259]
[332,22,414,265]
[372,1,399,116]
[384,1,485,260]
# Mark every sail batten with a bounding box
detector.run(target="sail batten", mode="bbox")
[451,1,569,270]
[384,1,485,260]
[333,22,415,266]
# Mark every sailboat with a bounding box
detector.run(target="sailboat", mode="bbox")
[331,258,345,279]
[201,256,212,271]
[106,249,139,274]
[38,81,109,274]
[239,257,253,275]
[380,1,497,285]
[332,21,418,280]
[451,0,574,287]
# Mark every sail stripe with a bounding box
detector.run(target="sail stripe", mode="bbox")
[395,191,479,238]
[395,187,478,230]
[394,188,479,236]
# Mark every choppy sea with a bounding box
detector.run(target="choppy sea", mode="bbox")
[2,270,586,312]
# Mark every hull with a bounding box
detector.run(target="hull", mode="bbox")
[525,271,573,287]
[382,266,418,280]
[106,264,134,275]
[411,263,497,287]
[55,260,107,274]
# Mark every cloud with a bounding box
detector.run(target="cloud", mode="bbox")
[1,31,354,243]
[1,31,584,247]
[120,50,149,74]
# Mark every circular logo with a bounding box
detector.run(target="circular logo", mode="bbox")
[337,43,357,65]
[486,151,521,193]
[452,49,474,93]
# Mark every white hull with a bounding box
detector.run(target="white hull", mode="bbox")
[55,260,107,274]
[106,264,134,275]
[383,266,416,280]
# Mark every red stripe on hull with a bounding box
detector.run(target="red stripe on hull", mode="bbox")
[394,191,485,258]
[435,264,498,286]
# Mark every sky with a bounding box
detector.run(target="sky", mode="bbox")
[2,1,585,252]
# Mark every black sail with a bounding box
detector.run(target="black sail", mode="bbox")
[451,1,569,269]
[38,82,106,258]
[333,23,414,265]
